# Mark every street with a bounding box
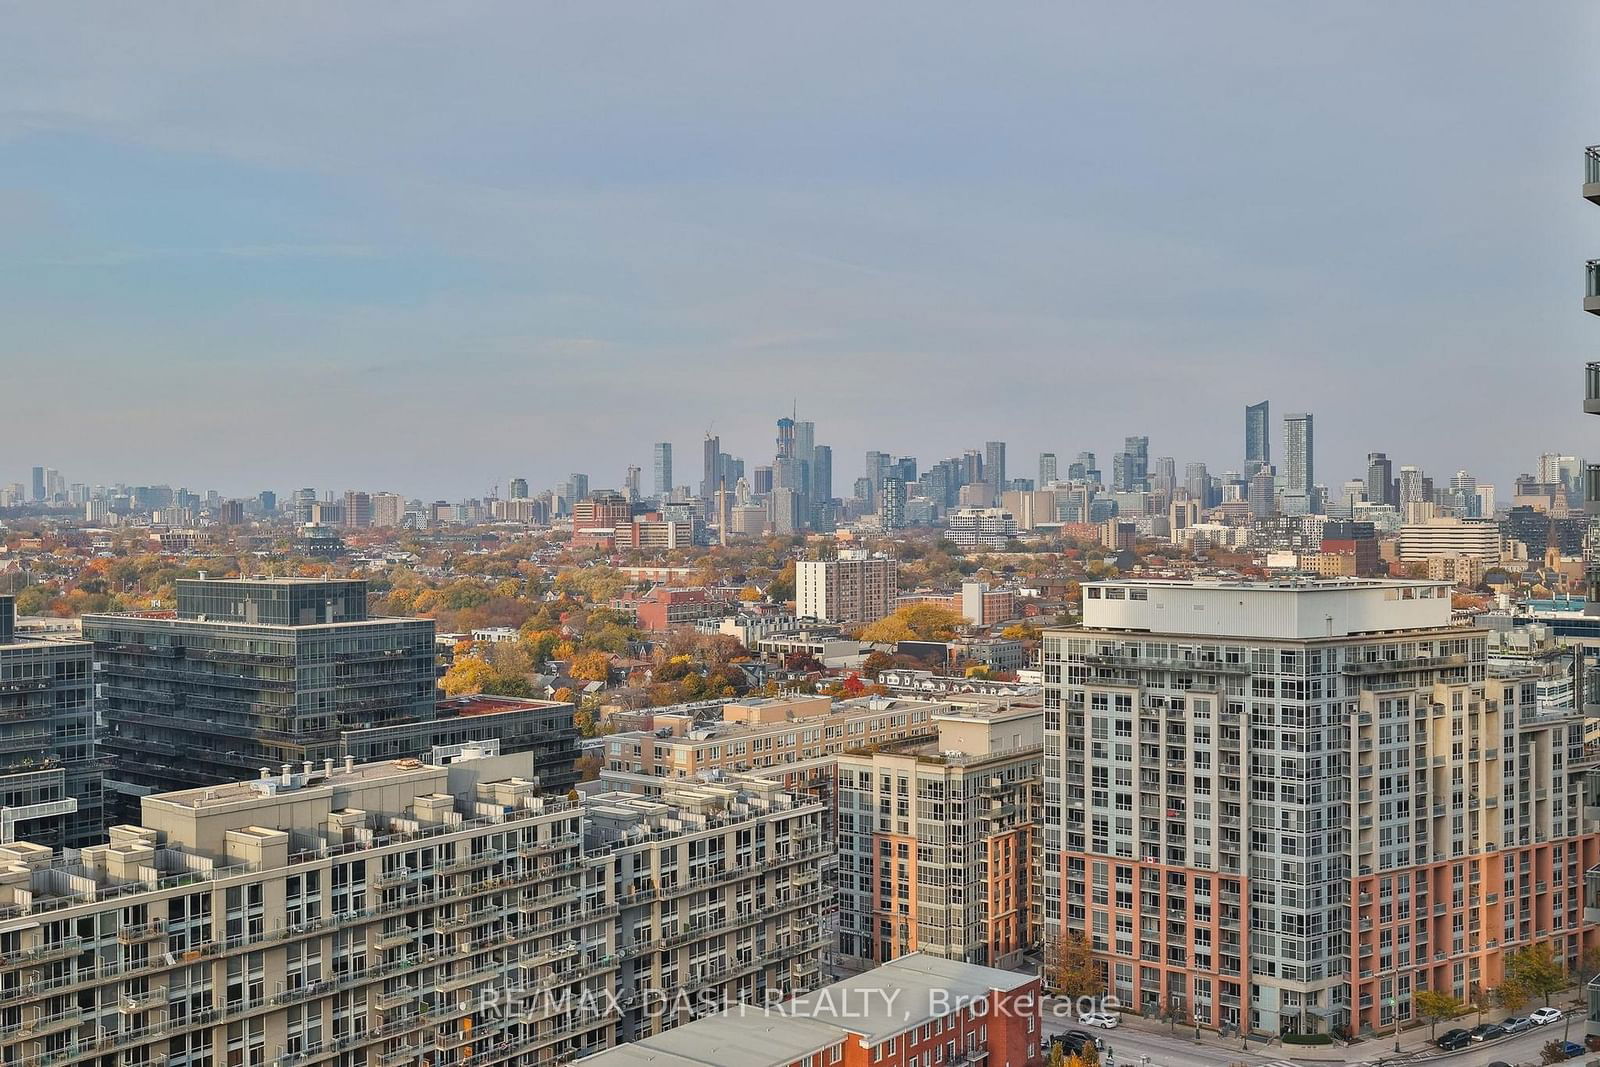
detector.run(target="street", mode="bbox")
[1039,1000,1586,1067]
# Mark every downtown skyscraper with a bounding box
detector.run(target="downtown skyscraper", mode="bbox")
[653,441,672,496]
[1245,400,1270,476]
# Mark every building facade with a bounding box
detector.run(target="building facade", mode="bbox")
[1041,578,1600,1038]
[836,703,1040,969]
[83,578,439,820]
[0,595,101,850]
[797,552,898,626]
[0,749,827,1067]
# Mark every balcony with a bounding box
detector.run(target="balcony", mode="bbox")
[1587,145,1600,204]
[1588,260,1600,316]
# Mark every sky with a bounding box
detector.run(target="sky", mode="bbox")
[3,2,1600,501]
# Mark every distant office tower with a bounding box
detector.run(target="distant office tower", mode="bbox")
[509,477,529,500]
[701,434,720,499]
[865,451,892,498]
[961,449,984,488]
[797,550,898,624]
[1283,413,1313,516]
[812,444,833,501]
[880,477,907,529]
[1152,455,1177,493]
[1073,451,1096,478]
[1039,452,1057,487]
[1184,462,1210,505]
[623,465,642,502]
[770,486,802,534]
[1120,435,1149,491]
[30,466,44,502]
[0,595,101,849]
[853,477,873,502]
[892,457,917,485]
[1367,452,1395,507]
[341,489,373,528]
[653,442,672,496]
[1247,467,1277,516]
[1245,400,1270,475]
[257,489,277,514]
[794,419,815,492]
[566,473,589,505]
[1398,465,1426,503]
[293,488,317,524]
[776,416,796,460]
[985,441,1007,504]
[753,465,774,495]
[372,491,405,528]
[218,499,245,525]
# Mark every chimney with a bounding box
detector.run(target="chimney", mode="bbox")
[302,761,314,779]
[281,763,293,786]
[259,767,271,781]
[323,758,335,776]
[344,755,356,773]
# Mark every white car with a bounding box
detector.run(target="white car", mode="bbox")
[1529,1006,1563,1025]
[1077,1012,1119,1029]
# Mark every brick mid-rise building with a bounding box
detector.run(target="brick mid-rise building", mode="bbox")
[837,702,1040,969]
[1042,577,1600,1039]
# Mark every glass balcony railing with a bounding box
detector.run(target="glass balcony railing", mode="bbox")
[1588,261,1600,314]
[1587,145,1600,189]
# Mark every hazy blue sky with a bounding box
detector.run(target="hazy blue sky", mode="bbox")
[4,3,1599,499]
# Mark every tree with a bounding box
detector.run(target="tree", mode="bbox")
[1492,980,1528,1015]
[1045,1046,1065,1067]
[570,651,613,684]
[1507,944,1567,1006]
[440,657,533,698]
[1414,989,1465,1038]
[861,650,895,680]
[1541,1038,1568,1065]
[1043,932,1103,1001]
[860,604,966,644]
[573,707,600,738]
[768,562,796,604]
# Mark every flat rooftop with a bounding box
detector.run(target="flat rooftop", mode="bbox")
[145,758,438,811]
[1079,577,1457,640]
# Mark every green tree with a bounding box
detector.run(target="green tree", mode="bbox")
[1491,980,1528,1014]
[767,562,796,604]
[1541,1038,1568,1065]
[1414,989,1464,1038]
[1506,944,1567,1006]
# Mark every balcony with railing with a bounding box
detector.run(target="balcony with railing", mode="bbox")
[1586,145,1600,204]
[1588,260,1600,316]
[1587,366,1600,416]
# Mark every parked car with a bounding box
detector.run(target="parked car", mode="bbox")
[1561,1040,1586,1060]
[1077,1011,1119,1029]
[1530,1006,1564,1025]
[1435,1028,1471,1051]
[1469,1023,1506,1042]
[1501,1016,1532,1034]
[1047,1032,1103,1056]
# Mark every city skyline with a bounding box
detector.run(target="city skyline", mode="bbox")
[3,5,1599,495]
